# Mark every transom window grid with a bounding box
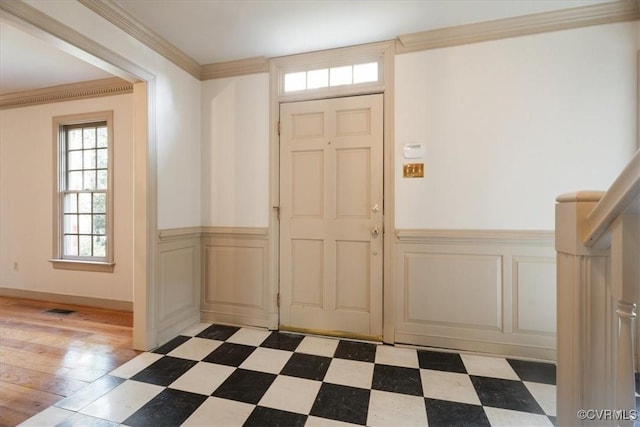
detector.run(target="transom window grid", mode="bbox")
[60,122,109,260]
[283,61,380,94]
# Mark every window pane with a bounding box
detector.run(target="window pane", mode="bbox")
[284,72,306,92]
[307,69,328,89]
[83,128,96,149]
[83,149,96,169]
[97,170,108,190]
[79,215,92,234]
[97,127,108,148]
[68,171,82,190]
[79,235,92,256]
[93,193,106,213]
[64,193,77,214]
[96,149,108,168]
[68,129,82,150]
[83,171,96,190]
[330,66,352,87]
[94,215,106,235]
[64,235,78,256]
[68,151,82,170]
[64,214,78,234]
[93,236,106,257]
[78,193,92,213]
[353,62,378,84]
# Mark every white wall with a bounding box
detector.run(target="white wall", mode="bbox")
[201,74,270,227]
[25,0,203,230]
[0,95,134,302]
[395,22,638,230]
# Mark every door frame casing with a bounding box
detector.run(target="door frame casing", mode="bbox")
[268,41,396,343]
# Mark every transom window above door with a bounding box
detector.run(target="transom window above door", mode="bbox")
[272,41,391,102]
[284,61,379,93]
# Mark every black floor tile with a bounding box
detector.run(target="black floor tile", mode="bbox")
[212,368,277,404]
[261,331,304,351]
[310,383,370,425]
[548,415,557,425]
[470,376,545,414]
[417,349,467,374]
[202,342,255,367]
[425,398,490,427]
[372,364,423,396]
[244,406,307,427]
[196,324,241,341]
[130,356,197,387]
[152,335,191,354]
[334,340,377,363]
[123,388,207,427]
[507,359,556,385]
[281,353,331,381]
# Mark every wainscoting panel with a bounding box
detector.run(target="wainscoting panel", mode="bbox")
[395,230,556,360]
[201,227,270,328]
[157,229,202,346]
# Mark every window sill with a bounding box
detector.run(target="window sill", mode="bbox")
[49,259,115,273]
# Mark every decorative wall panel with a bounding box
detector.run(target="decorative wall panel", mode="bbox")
[395,230,557,360]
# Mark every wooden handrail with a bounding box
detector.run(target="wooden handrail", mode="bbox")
[585,149,640,248]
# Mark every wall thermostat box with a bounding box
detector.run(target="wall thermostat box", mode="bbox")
[403,143,424,159]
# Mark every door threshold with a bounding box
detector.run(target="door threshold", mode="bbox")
[279,325,382,343]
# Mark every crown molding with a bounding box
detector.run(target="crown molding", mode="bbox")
[0,0,150,84]
[77,0,201,79]
[396,0,640,53]
[0,77,133,110]
[3,0,638,85]
[201,57,270,80]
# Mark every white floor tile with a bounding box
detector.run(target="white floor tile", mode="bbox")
[460,354,519,380]
[181,396,254,427]
[179,322,213,337]
[79,380,164,423]
[167,337,223,361]
[226,327,272,346]
[420,369,481,405]
[296,336,339,357]
[367,389,428,427]
[18,406,75,427]
[169,361,235,395]
[483,407,554,427]
[324,358,374,389]
[108,352,163,378]
[375,345,419,368]
[258,375,321,414]
[305,415,362,426]
[524,381,556,416]
[240,347,292,374]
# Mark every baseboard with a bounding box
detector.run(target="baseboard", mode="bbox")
[0,287,133,312]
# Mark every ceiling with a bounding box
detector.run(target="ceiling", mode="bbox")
[0,0,615,95]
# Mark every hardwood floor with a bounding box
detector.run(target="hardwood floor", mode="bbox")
[0,296,139,426]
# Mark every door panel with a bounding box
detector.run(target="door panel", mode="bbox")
[280,94,383,339]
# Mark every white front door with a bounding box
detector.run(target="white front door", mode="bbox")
[279,94,383,339]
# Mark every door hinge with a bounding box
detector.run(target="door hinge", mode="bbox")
[277,293,280,308]
[273,206,280,221]
[277,121,281,136]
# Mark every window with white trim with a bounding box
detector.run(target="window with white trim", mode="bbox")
[52,112,114,272]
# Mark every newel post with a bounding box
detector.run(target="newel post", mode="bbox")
[555,191,610,426]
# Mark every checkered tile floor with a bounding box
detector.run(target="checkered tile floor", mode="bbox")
[21,323,557,427]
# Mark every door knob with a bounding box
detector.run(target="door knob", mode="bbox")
[371,227,380,238]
